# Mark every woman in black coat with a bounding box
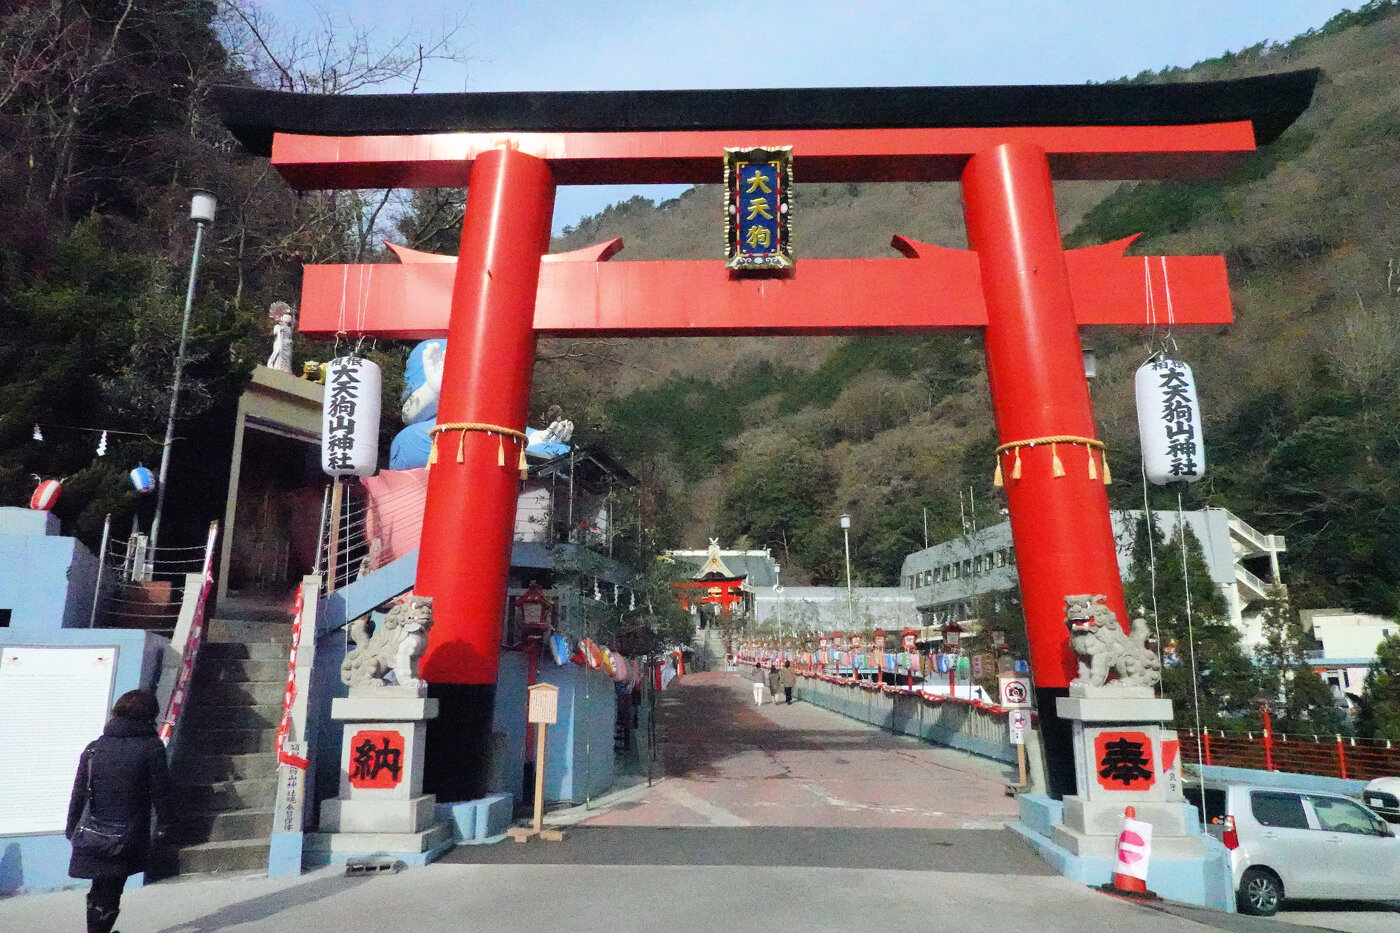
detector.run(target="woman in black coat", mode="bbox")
[66,689,173,933]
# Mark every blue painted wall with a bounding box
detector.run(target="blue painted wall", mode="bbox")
[493,652,616,805]
[0,628,165,895]
[0,508,100,634]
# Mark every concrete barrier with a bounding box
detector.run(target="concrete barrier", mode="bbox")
[769,668,1016,765]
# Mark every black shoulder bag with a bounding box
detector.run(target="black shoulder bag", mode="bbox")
[71,744,138,858]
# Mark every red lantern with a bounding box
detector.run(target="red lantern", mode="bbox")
[513,581,552,642]
[29,479,61,511]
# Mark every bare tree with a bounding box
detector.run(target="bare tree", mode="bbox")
[215,0,469,262]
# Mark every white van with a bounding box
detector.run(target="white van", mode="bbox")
[1186,783,1399,915]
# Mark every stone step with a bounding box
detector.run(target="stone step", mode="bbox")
[171,838,271,875]
[193,680,288,706]
[178,727,278,755]
[174,751,279,783]
[199,641,288,661]
[174,808,274,844]
[185,704,282,730]
[194,657,286,684]
[206,617,295,644]
[176,777,278,812]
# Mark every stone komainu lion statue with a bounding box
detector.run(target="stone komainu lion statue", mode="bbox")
[341,594,434,689]
[1064,594,1161,689]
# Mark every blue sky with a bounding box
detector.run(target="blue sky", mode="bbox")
[248,0,1355,231]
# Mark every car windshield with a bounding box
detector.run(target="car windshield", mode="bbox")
[1311,796,1384,835]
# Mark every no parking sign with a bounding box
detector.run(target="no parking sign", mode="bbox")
[1009,709,1031,745]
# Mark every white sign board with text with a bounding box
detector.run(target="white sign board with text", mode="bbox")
[0,647,117,834]
[528,683,559,724]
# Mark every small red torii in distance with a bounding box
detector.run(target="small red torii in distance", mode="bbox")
[216,73,1317,800]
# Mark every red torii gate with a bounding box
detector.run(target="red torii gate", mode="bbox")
[216,73,1315,800]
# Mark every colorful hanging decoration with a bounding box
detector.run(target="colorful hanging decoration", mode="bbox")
[550,633,570,668]
[1135,358,1204,485]
[321,356,382,477]
[29,478,61,511]
[130,465,155,493]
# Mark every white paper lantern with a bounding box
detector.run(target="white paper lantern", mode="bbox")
[1135,358,1205,486]
[321,356,382,477]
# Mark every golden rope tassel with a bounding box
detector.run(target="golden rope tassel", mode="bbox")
[497,433,505,467]
[1012,448,1023,480]
[1051,443,1066,478]
[457,429,466,463]
[1102,457,1112,485]
[428,435,439,466]
[518,444,528,480]
[1087,449,1098,480]
[993,456,1004,487]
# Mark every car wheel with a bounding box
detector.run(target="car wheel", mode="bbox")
[1237,867,1282,917]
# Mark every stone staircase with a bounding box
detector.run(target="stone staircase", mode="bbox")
[692,625,726,671]
[158,618,290,877]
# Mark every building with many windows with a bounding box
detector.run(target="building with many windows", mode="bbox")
[900,507,1287,648]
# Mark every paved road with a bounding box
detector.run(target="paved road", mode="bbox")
[1,669,1390,931]
[572,669,1021,829]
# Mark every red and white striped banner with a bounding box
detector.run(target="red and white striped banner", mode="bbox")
[274,582,310,770]
[159,576,213,743]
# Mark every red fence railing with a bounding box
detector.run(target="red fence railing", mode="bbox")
[1181,731,1400,782]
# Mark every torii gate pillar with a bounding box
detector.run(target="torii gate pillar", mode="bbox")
[415,148,554,799]
[964,142,1127,792]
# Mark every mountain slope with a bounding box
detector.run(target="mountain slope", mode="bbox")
[533,4,1400,611]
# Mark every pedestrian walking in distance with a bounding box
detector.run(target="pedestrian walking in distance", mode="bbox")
[779,661,799,703]
[752,663,767,705]
[767,663,782,704]
[67,689,173,933]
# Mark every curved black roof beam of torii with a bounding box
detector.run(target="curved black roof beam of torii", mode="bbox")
[212,69,1319,160]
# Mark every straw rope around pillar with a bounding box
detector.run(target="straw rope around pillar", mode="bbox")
[427,422,530,478]
[994,435,1110,487]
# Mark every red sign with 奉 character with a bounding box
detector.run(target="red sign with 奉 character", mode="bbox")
[1094,731,1155,791]
[348,730,405,789]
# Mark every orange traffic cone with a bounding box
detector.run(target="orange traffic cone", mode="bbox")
[1107,805,1157,898]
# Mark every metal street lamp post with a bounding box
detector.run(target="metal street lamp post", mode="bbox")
[148,190,216,571]
[773,561,782,641]
[840,513,853,631]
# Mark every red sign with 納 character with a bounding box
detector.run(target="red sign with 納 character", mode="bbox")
[348,730,405,789]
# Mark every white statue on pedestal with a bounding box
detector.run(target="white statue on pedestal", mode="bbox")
[267,301,296,373]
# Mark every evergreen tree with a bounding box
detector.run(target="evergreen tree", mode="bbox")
[1126,514,1258,730]
[1255,594,1345,735]
[1357,632,1400,741]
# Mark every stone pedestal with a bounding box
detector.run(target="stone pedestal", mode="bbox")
[1051,685,1202,861]
[1008,684,1233,909]
[309,686,453,866]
